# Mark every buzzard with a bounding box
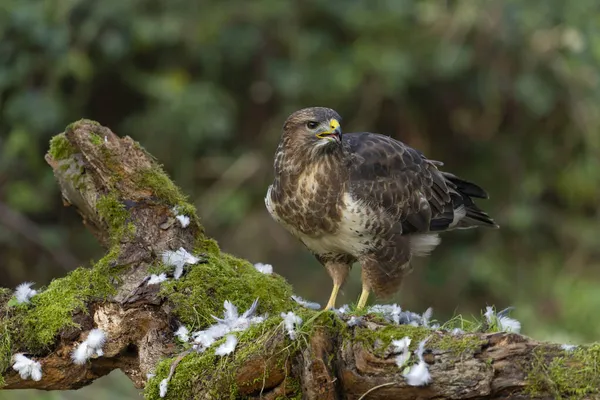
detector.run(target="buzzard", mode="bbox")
[265,107,498,310]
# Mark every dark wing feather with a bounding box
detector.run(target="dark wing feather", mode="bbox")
[343,132,497,234]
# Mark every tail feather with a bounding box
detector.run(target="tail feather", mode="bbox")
[441,172,489,199]
[429,173,498,231]
[458,205,498,229]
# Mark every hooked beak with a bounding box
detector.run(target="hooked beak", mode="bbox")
[316,119,342,142]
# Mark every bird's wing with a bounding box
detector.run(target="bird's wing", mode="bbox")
[343,132,495,234]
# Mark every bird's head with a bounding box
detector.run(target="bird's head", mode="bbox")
[282,107,343,151]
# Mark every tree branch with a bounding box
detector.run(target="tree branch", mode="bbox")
[0,120,597,399]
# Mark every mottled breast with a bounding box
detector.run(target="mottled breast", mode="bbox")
[266,164,340,235]
[266,176,375,257]
[298,192,376,256]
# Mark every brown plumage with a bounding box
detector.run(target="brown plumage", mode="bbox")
[265,107,498,309]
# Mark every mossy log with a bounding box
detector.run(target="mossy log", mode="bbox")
[0,120,598,399]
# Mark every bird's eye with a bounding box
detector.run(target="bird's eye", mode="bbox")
[306,121,319,130]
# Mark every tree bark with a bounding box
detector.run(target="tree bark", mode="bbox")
[0,120,597,399]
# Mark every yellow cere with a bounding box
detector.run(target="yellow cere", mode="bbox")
[316,118,341,138]
[329,119,340,132]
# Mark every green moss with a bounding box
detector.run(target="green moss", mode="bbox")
[146,261,171,276]
[160,252,294,329]
[135,167,187,205]
[298,310,346,338]
[66,119,101,132]
[195,237,220,256]
[145,254,302,398]
[353,324,485,358]
[0,318,11,388]
[527,344,600,399]
[0,288,11,307]
[96,194,135,244]
[145,317,290,399]
[135,167,199,223]
[436,332,486,354]
[90,132,103,145]
[11,251,119,352]
[48,133,76,160]
[276,377,302,400]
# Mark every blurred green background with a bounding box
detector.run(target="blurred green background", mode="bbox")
[1,0,599,398]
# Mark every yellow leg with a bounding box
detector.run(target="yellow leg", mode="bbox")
[356,288,370,310]
[324,283,341,309]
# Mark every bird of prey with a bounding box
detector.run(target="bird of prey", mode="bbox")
[265,107,498,310]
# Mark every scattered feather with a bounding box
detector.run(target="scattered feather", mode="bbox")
[192,299,264,352]
[159,378,169,398]
[347,316,363,327]
[254,263,273,274]
[415,337,429,359]
[485,306,521,333]
[391,337,412,368]
[403,337,431,386]
[146,373,155,380]
[72,329,107,365]
[215,335,238,356]
[175,215,190,228]
[421,308,433,327]
[281,311,302,340]
[561,344,577,352]
[15,282,37,304]
[369,304,403,324]
[86,329,106,349]
[222,300,238,322]
[241,298,260,319]
[173,265,184,280]
[12,354,42,381]
[368,304,436,326]
[498,316,521,333]
[206,323,231,338]
[291,295,320,310]
[148,273,168,285]
[193,330,217,349]
[404,360,431,386]
[212,298,262,331]
[161,247,200,279]
[451,328,465,335]
[484,306,494,321]
[392,337,411,353]
[497,307,516,318]
[175,326,189,342]
[335,304,350,314]
[72,343,92,365]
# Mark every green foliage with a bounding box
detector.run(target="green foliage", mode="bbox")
[527,344,600,399]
